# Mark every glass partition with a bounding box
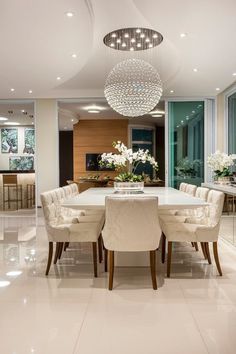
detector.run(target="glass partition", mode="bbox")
[168,101,204,188]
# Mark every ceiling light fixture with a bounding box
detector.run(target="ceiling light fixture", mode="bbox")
[151,114,163,118]
[10,88,15,92]
[216,87,220,91]
[193,68,198,72]
[72,54,77,58]
[0,117,8,121]
[88,110,100,113]
[28,90,33,94]
[103,27,163,51]
[65,11,74,17]
[180,33,187,38]
[104,58,162,117]
[170,90,174,93]
[83,105,106,111]
[57,77,61,80]
[4,122,20,126]
[149,110,165,115]
[233,73,236,76]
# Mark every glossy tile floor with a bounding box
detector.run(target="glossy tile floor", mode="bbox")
[0,211,236,354]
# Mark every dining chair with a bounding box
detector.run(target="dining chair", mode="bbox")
[102,196,162,290]
[161,190,225,277]
[41,189,104,277]
[179,182,188,192]
[185,184,197,196]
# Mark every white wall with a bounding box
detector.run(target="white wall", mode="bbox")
[0,125,33,170]
[35,99,59,206]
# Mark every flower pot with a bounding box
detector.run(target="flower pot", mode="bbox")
[114,181,144,193]
[216,176,231,185]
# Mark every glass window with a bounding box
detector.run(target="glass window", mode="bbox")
[228,92,236,154]
[168,101,204,188]
[131,128,154,177]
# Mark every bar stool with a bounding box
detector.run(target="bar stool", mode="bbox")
[26,183,35,208]
[2,175,23,210]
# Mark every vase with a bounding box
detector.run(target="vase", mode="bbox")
[114,181,144,193]
[216,176,231,185]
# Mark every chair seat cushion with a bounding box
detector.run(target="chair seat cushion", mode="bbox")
[69,222,102,242]
[158,209,177,216]
[159,215,187,226]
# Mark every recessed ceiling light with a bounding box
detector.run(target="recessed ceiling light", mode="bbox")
[176,125,180,128]
[170,90,174,93]
[28,90,33,94]
[31,122,34,125]
[6,271,22,277]
[181,120,184,123]
[151,114,163,118]
[0,117,8,121]
[180,33,187,38]
[216,87,220,91]
[10,88,15,92]
[193,68,198,72]
[65,11,74,17]
[71,119,74,122]
[21,110,25,113]
[57,77,61,80]
[233,73,236,76]
[149,110,165,115]
[192,110,195,113]
[88,110,100,113]
[0,280,10,287]
[72,53,77,58]
[4,122,20,126]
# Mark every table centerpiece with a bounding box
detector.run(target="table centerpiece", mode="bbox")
[100,141,158,193]
[207,151,235,184]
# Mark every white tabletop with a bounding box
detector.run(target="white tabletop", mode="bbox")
[62,187,208,210]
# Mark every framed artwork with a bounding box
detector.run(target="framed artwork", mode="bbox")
[9,156,34,171]
[24,128,35,154]
[1,128,18,153]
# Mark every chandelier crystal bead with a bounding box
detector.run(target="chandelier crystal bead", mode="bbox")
[104,58,163,117]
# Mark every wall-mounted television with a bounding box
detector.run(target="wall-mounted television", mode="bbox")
[86,153,115,171]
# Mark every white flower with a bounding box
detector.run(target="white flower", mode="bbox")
[207,151,235,172]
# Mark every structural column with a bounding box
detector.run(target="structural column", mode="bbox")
[35,99,59,206]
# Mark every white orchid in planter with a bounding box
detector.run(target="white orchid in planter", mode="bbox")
[100,141,158,182]
[207,151,235,178]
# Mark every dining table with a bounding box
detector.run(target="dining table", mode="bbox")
[62,187,208,267]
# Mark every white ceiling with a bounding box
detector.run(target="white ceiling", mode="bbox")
[0,0,236,99]
[0,102,34,126]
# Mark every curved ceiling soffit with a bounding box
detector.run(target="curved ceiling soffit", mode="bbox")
[131,0,182,88]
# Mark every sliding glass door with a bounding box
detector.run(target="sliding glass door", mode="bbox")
[168,101,205,188]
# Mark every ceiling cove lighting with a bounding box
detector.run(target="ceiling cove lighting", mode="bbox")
[83,105,106,111]
[151,114,163,118]
[103,27,163,51]
[149,110,165,115]
[0,117,8,121]
[88,110,100,113]
[4,122,20,126]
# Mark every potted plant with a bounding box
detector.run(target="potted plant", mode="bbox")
[207,151,235,184]
[100,141,158,192]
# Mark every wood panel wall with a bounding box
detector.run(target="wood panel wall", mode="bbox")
[73,119,128,180]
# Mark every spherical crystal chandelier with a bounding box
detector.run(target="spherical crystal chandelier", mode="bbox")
[104,58,163,117]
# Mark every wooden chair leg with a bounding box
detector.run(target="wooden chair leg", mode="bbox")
[200,242,207,259]
[205,242,212,264]
[194,242,199,252]
[191,242,195,247]
[104,248,108,272]
[92,242,98,277]
[213,242,223,276]
[45,242,53,276]
[161,233,166,264]
[54,242,60,264]
[108,250,114,290]
[150,250,157,290]
[167,241,172,278]
[58,242,64,260]
[64,242,69,251]
[98,235,103,263]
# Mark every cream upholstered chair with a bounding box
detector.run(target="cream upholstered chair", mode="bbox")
[158,182,188,216]
[179,182,188,192]
[41,189,103,277]
[185,184,197,196]
[161,190,225,277]
[102,196,162,290]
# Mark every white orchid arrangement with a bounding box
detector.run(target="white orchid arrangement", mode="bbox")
[207,151,235,177]
[100,141,158,182]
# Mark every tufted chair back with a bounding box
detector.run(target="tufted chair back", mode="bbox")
[179,182,188,192]
[207,190,224,227]
[102,197,162,252]
[185,184,197,196]
[195,187,209,201]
